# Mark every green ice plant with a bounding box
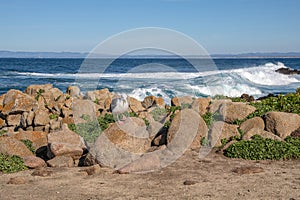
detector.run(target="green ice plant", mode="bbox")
[224,135,300,160]
[0,154,27,173]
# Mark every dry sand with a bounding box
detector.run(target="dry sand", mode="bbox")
[0,150,300,200]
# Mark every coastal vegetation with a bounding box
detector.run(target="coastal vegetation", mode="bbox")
[0,154,27,173]
[225,135,300,160]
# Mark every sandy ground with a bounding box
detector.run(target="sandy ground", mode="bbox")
[0,150,300,200]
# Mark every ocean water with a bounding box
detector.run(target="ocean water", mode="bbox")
[1,58,300,103]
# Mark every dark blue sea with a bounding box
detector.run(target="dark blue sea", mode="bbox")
[1,58,300,103]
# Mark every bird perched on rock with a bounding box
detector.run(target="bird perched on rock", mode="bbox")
[110,94,129,123]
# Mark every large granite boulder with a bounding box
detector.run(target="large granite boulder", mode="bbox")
[191,97,211,116]
[11,130,48,149]
[0,94,5,111]
[49,142,83,160]
[66,86,81,98]
[34,109,50,126]
[219,102,256,123]
[128,97,144,113]
[6,114,21,127]
[47,124,86,150]
[142,96,156,109]
[0,118,6,128]
[23,156,46,169]
[0,136,34,158]
[239,117,265,134]
[90,117,151,168]
[72,99,97,124]
[264,111,300,139]
[167,109,208,150]
[2,90,37,115]
[24,84,53,96]
[85,88,112,110]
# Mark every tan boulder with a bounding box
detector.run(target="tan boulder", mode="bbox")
[86,88,112,110]
[210,121,240,147]
[128,97,144,113]
[191,97,211,116]
[49,142,83,159]
[171,96,193,107]
[46,156,74,168]
[64,97,73,108]
[23,156,46,169]
[242,128,282,141]
[154,97,165,108]
[49,88,64,103]
[49,118,62,131]
[90,118,151,168]
[0,136,34,158]
[0,94,5,111]
[103,118,150,154]
[47,124,85,149]
[6,114,21,126]
[34,109,50,126]
[2,89,37,115]
[24,84,53,96]
[0,118,6,128]
[26,111,35,126]
[12,130,48,149]
[219,102,256,123]
[265,111,300,139]
[167,109,208,150]
[66,86,81,98]
[239,117,265,134]
[142,96,156,109]
[72,99,97,124]
[20,112,28,127]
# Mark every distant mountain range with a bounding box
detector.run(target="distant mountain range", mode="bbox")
[1,50,300,58]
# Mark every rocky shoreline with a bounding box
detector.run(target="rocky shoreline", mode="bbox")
[1,84,300,174]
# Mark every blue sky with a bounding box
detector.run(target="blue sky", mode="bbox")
[1,0,300,54]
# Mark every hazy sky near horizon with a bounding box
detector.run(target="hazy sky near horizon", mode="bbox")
[1,0,300,54]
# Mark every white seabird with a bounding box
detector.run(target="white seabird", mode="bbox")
[110,94,129,122]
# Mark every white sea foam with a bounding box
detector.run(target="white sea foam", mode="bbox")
[237,62,299,86]
[17,62,298,86]
[16,62,299,100]
[190,84,262,97]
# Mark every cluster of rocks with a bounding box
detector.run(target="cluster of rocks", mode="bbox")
[275,67,300,75]
[1,84,300,173]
